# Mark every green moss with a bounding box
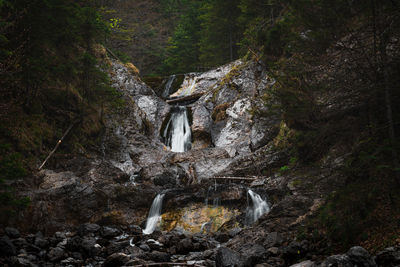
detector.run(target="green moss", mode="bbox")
[291,179,302,187]
[211,62,247,103]
[211,103,230,122]
[279,165,289,173]
[0,143,30,222]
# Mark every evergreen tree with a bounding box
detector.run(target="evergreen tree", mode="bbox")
[162,0,202,74]
[0,0,110,107]
[198,0,241,67]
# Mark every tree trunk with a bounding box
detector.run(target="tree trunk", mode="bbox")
[229,28,233,61]
[380,31,400,185]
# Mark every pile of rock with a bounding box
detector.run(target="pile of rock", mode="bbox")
[291,245,400,267]
[0,224,222,266]
[1,225,400,266]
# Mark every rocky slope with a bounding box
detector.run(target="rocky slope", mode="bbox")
[1,56,399,266]
[2,224,400,267]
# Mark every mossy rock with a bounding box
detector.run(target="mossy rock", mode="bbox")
[125,62,140,75]
[211,103,230,122]
[161,204,239,233]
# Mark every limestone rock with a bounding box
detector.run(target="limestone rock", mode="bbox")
[289,260,316,267]
[101,226,122,239]
[5,227,20,239]
[148,251,171,262]
[320,254,353,267]
[216,247,242,267]
[347,246,377,267]
[78,223,101,236]
[47,246,65,262]
[239,243,266,267]
[0,236,16,256]
[103,252,130,267]
[376,247,400,267]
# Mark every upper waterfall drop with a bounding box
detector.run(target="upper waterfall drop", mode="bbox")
[143,193,165,235]
[170,74,198,97]
[162,74,176,98]
[246,189,270,224]
[162,106,192,153]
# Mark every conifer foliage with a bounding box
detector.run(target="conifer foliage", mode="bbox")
[0,0,111,107]
[0,0,116,218]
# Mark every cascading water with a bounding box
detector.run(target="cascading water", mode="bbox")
[170,75,198,97]
[143,193,165,235]
[204,182,220,206]
[246,189,270,225]
[162,75,176,98]
[162,106,192,153]
[180,77,197,96]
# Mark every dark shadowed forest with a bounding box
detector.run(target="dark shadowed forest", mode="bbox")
[1,1,400,266]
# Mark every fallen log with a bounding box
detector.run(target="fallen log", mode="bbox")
[212,176,261,181]
[166,92,205,104]
[38,121,77,170]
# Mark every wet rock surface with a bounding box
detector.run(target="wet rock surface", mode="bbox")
[5,58,384,266]
[1,225,398,267]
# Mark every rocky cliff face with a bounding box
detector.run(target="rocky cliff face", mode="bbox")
[2,56,386,266]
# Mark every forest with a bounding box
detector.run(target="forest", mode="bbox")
[1,0,400,266]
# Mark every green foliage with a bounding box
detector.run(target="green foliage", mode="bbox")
[198,0,241,67]
[161,1,203,74]
[109,18,121,29]
[0,144,30,217]
[279,165,289,172]
[313,181,382,250]
[0,0,111,105]
[0,0,124,167]
[161,0,243,74]
[0,144,26,182]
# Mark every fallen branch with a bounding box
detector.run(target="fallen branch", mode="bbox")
[212,176,260,181]
[104,46,121,61]
[38,122,77,170]
[166,92,205,104]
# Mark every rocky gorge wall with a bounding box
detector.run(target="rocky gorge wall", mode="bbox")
[2,55,394,266]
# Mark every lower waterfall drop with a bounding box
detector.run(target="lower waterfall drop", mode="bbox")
[163,106,192,152]
[246,189,270,225]
[142,193,165,235]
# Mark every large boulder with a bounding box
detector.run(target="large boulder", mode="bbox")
[5,227,20,239]
[134,94,170,137]
[320,254,353,267]
[103,252,130,267]
[216,247,242,267]
[239,243,266,266]
[0,236,16,256]
[110,60,154,96]
[375,247,400,267]
[347,246,376,267]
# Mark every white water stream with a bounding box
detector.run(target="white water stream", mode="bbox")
[162,74,176,98]
[142,193,165,235]
[246,189,270,224]
[163,106,191,152]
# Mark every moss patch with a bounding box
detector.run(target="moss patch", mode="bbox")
[161,203,239,233]
[211,103,230,122]
[125,62,140,75]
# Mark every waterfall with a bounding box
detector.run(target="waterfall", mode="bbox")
[163,106,191,153]
[180,77,197,96]
[143,193,165,235]
[162,75,176,98]
[204,183,219,206]
[246,189,270,224]
[171,75,198,97]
